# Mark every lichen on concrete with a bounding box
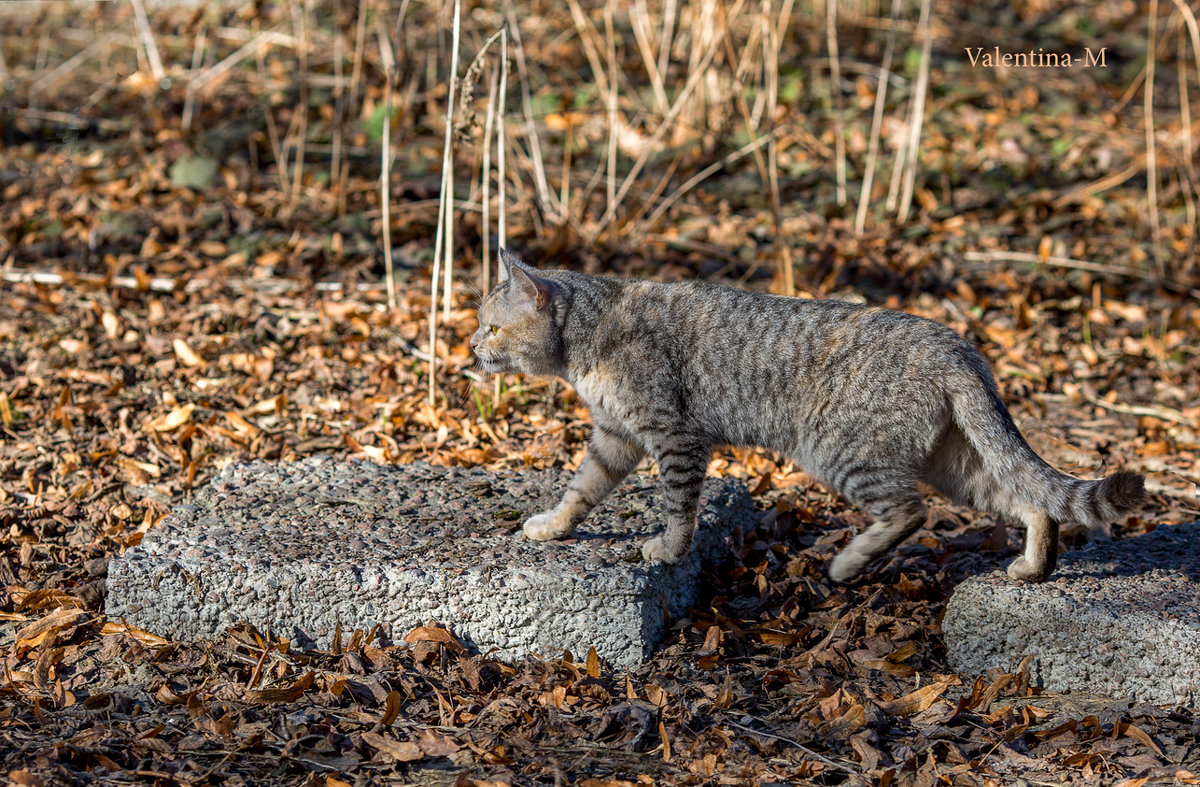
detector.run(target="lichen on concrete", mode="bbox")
[105,457,754,669]
[943,522,1200,706]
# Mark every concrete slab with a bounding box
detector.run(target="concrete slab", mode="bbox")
[104,457,753,669]
[943,522,1200,706]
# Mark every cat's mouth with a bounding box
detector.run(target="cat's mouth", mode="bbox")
[477,356,505,374]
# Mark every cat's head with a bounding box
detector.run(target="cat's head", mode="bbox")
[470,249,564,376]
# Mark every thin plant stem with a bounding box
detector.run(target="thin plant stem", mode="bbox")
[826,0,846,206]
[379,18,397,312]
[590,0,743,238]
[481,60,499,295]
[502,0,558,221]
[430,0,463,402]
[1145,0,1162,275]
[498,30,508,250]
[896,0,931,223]
[764,0,793,294]
[855,0,902,236]
[605,0,618,238]
[129,0,165,83]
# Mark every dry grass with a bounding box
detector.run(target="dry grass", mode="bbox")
[3,0,1198,402]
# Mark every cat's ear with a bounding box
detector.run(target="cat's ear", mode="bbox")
[509,265,555,312]
[497,247,526,283]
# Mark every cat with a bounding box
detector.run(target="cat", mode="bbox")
[469,249,1145,583]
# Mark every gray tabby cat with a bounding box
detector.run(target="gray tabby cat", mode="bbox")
[470,249,1144,583]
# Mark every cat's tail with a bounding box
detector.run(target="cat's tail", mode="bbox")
[947,365,1145,532]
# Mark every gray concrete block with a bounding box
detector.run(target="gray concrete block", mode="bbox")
[105,457,753,669]
[943,522,1200,706]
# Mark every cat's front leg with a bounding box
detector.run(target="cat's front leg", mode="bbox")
[642,436,712,564]
[523,426,644,541]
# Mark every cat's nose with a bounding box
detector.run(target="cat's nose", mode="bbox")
[469,332,480,352]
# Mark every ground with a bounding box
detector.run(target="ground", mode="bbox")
[1,0,1199,784]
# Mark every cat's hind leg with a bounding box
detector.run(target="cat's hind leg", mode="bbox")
[1006,509,1059,582]
[828,491,928,582]
[642,435,712,564]
[523,426,645,541]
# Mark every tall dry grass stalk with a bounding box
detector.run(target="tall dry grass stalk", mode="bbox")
[1178,32,1198,259]
[181,28,207,130]
[428,0,462,404]
[896,0,931,223]
[1145,0,1163,275]
[763,0,794,294]
[379,17,398,312]
[481,62,499,295]
[338,0,369,216]
[129,0,166,84]
[826,0,846,206]
[498,30,509,251]
[503,0,558,222]
[287,0,311,210]
[854,0,902,236]
[604,0,619,238]
[589,0,742,239]
[631,0,669,114]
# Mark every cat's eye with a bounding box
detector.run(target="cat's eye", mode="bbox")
[489,325,500,335]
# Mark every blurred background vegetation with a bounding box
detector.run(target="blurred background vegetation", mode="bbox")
[1,0,1196,296]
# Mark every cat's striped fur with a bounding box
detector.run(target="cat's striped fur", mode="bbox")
[470,249,1144,583]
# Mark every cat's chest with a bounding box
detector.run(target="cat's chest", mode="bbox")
[571,369,637,430]
[572,370,619,413]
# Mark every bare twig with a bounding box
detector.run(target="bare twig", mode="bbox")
[962,250,1200,297]
[1081,393,1194,426]
[721,720,857,775]
[195,30,300,94]
[641,134,773,228]
[32,33,119,95]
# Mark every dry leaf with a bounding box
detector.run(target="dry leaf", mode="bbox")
[586,646,600,678]
[145,403,194,432]
[416,729,459,757]
[248,671,314,703]
[877,676,959,716]
[173,338,205,368]
[100,621,170,646]
[380,690,403,726]
[362,731,423,762]
[1115,722,1164,756]
[404,625,466,654]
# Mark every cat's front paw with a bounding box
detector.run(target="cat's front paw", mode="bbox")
[641,535,686,564]
[523,510,573,541]
[1005,556,1052,583]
